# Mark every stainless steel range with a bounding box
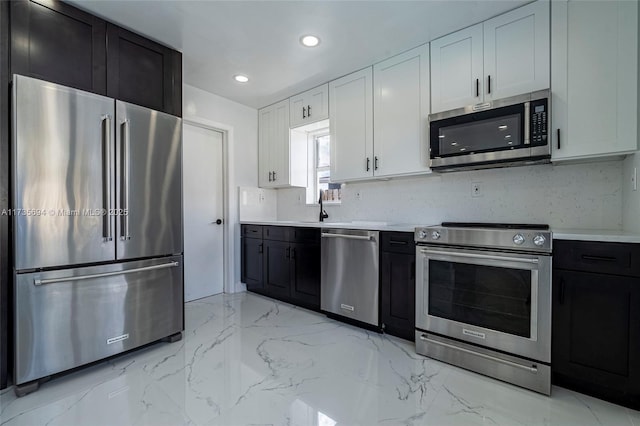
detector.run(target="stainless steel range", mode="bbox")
[414,223,552,394]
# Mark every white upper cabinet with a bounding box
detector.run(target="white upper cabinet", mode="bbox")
[373,44,431,177]
[483,1,550,102]
[289,84,329,128]
[551,0,638,161]
[430,24,484,113]
[329,67,374,182]
[431,0,550,113]
[258,100,306,188]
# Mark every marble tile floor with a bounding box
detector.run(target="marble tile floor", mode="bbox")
[1,292,638,426]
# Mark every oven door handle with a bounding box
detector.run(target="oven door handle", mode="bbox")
[420,249,539,264]
[419,334,538,373]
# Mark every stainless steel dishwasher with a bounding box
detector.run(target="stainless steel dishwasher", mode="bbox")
[321,229,379,326]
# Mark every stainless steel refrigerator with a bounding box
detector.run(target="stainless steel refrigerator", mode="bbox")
[12,75,184,396]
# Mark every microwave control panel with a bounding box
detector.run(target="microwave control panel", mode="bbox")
[530,98,548,146]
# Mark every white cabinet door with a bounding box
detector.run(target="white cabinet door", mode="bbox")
[258,100,298,188]
[430,23,483,113]
[551,0,638,161]
[258,106,274,188]
[484,0,550,101]
[373,44,431,177]
[290,84,329,128]
[329,67,373,182]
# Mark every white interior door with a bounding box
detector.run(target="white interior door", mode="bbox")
[183,124,224,301]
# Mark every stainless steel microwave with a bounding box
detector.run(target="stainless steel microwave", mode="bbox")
[429,90,550,172]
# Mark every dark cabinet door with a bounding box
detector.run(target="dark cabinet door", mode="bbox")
[553,269,640,407]
[263,240,290,299]
[241,237,264,294]
[380,251,415,341]
[106,24,182,116]
[10,0,107,93]
[289,242,321,310]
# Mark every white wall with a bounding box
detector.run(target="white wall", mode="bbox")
[277,160,624,230]
[183,84,258,293]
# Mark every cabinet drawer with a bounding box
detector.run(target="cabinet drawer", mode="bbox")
[380,232,415,254]
[291,227,320,244]
[554,240,640,277]
[241,225,263,239]
[263,226,292,241]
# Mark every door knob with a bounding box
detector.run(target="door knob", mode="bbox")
[210,219,223,225]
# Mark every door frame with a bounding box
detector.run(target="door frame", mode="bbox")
[183,118,230,294]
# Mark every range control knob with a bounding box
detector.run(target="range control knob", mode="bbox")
[513,233,525,245]
[533,235,546,246]
[431,231,441,240]
[418,230,427,239]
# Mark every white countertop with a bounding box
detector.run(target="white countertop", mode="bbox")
[240,220,424,233]
[552,228,640,244]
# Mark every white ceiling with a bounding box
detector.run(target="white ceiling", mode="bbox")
[70,0,530,109]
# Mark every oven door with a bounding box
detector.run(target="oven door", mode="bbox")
[416,246,551,363]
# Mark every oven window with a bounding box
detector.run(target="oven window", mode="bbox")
[437,113,522,156]
[428,260,531,338]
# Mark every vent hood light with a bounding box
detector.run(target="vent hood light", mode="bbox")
[234,75,249,83]
[300,35,320,47]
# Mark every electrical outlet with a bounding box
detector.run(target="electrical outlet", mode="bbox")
[471,182,482,197]
[633,167,637,191]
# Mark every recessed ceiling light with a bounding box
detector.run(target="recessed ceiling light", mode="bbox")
[300,35,320,47]
[498,125,508,130]
[234,75,249,83]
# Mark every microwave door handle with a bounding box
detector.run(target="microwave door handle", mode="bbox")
[524,102,530,145]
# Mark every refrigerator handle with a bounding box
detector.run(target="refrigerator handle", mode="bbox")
[102,115,113,242]
[120,120,131,241]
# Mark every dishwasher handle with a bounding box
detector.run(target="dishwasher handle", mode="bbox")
[321,233,374,241]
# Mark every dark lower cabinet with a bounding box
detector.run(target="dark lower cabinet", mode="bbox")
[379,232,415,341]
[553,240,640,409]
[241,225,321,311]
[241,236,264,294]
[106,24,182,116]
[10,0,107,93]
[289,242,321,310]
[263,240,291,299]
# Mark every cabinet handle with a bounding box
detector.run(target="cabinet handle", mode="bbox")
[307,105,311,117]
[475,78,479,97]
[581,254,617,263]
[286,247,290,258]
[374,156,379,170]
[291,248,296,260]
[366,157,370,172]
[259,243,263,254]
[556,129,561,150]
[302,106,306,119]
[268,171,272,182]
[273,171,277,181]
[559,277,565,305]
[487,75,491,94]
[389,240,408,245]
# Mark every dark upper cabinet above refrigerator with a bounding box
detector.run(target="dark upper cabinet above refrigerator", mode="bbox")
[9,0,182,117]
[10,0,107,94]
[107,24,182,117]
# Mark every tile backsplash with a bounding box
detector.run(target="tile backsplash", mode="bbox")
[276,160,624,229]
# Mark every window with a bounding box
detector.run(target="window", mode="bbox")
[306,130,341,204]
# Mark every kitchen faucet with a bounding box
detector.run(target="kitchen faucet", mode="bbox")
[319,190,329,222]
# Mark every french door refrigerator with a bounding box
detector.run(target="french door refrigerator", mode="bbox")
[12,75,183,396]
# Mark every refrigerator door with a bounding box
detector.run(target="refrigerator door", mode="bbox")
[15,256,183,385]
[13,75,116,270]
[116,101,183,260]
